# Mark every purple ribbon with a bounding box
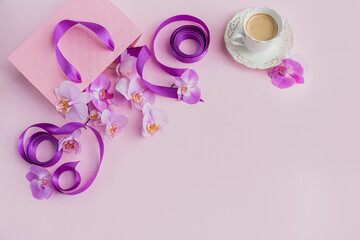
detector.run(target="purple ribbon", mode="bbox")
[18,122,104,195]
[123,15,210,100]
[54,20,115,83]
[152,15,210,77]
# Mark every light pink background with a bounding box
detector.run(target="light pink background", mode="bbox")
[1,0,360,239]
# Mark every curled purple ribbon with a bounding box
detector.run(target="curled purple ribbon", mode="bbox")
[18,122,104,195]
[54,20,115,83]
[123,15,209,100]
[152,15,210,77]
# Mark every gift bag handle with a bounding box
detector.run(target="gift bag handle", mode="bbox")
[54,20,115,83]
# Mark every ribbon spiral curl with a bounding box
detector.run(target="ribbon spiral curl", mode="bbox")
[18,122,104,195]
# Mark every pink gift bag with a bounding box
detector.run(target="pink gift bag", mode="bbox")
[8,0,142,108]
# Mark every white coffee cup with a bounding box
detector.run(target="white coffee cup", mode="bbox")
[230,7,283,52]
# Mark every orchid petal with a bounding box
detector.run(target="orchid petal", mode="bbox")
[26,172,38,182]
[111,114,128,129]
[271,74,296,89]
[29,165,50,179]
[66,103,89,122]
[56,81,82,100]
[115,78,131,100]
[90,74,112,91]
[30,180,52,200]
[128,77,146,94]
[283,59,304,77]
[77,92,93,104]
[92,96,109,112]
[111,91,127,106]
[101,109,111,125]
[72,129,82,139]
[182,86,201,104]
[183,69,199,86]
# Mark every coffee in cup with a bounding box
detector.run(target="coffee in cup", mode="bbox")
[230,7,283,52]
[245,13,278,41]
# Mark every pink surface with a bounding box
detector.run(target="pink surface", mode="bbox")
[1,0,360,239]
[8,0,141,107]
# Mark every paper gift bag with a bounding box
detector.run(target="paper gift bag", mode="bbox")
[8,0,142,107]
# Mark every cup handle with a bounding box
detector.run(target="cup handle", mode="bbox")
[230,32,245,46]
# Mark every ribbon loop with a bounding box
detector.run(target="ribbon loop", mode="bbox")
[123,15,210,101]
[152,14,210,77]
[54,20,115,83]
[18,122,104,195]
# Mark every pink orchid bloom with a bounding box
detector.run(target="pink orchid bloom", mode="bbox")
[58,129,82,154]
[87,102,103,125]
[55,81,92,122]
[174,69,201,104]
[116,50,137,80]
[26,165,52,200]
[89,109,102,120]
[142,103,169,137]
[101,109,128,139]
[86,74,114,112]
[127,77,155,111]
[269,58,304,89]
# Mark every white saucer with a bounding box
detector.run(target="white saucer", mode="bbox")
[224,8,294,69]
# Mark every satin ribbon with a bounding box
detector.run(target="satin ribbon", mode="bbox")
[152,15,210,77]
[18,122,104,195]
[54,20,115,83]
[123,15,210,100]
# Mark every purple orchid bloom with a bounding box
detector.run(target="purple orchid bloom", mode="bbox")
[58,129,82,154]
[55,81,92,122]
[116,50,137,80]
[269,58,304,89]
[128,77,155,111]
[174,69,201,104]
[101,109,128,139]
[142,103,169,137]
[26,165,52,200]
[86,74,114,112]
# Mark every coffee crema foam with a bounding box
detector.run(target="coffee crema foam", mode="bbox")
[245,13,278,41]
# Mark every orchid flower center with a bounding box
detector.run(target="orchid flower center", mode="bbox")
[89,110,101,120]
[110,125,119,137]
[40,179,49,190]
[147,122,160,135]
[133,92,145,103]
[64,140,76,150]
[122,69,131,76]
[180,86,188,93]
[56,98,72,113]
[99,90,113,100]
[279,66,287,75]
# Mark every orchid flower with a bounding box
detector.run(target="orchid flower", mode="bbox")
[268,58,304,89]
[55,81,92,122]
[58,129,82,154]
[127,77,155,110]
[174,69,201,104]
[101,109,128,139]
[116,50,137,80]
[86,74,114,112]
[142,103,169,137]
[89,109,102,121]
[115,50,138,100]
[26,165,52,200]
